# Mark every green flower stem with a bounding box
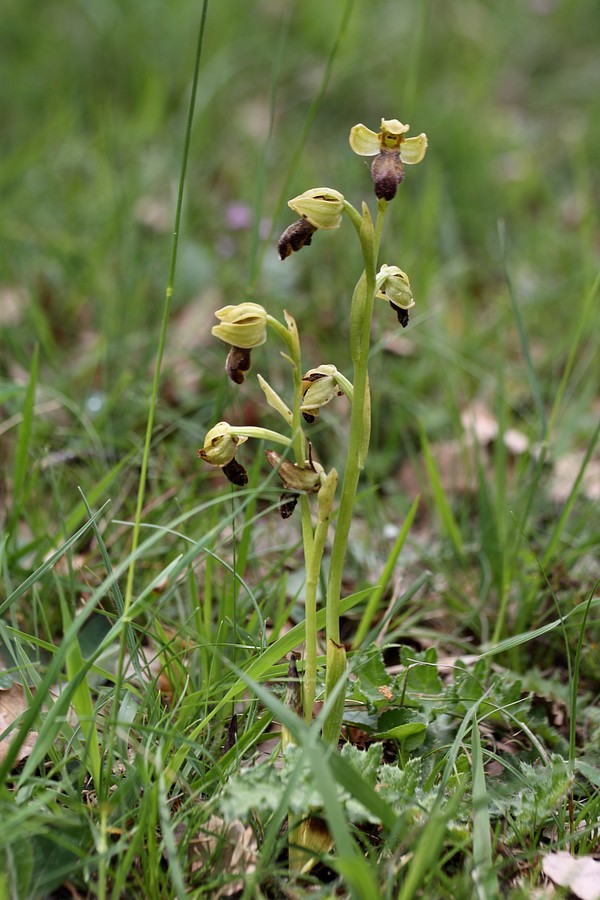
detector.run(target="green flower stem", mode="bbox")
[374,197,387,248]
[324,201,386,712]
[229,426,293,447]
[333,370,354,402]
[266,313,295,353]
[268,313,319,720]
[303,468,337,720]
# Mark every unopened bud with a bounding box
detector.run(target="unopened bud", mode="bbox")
[375,264,414,327]
[287,188,345,231]
[212,302,267,349]
[301,365,344,421]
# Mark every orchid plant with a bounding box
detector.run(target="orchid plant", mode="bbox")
[199,117,427,746]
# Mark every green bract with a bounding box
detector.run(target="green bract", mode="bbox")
[265,450,325,493]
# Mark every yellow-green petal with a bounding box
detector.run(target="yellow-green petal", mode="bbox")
[379,119,411,149]
[400,133,428,165]
[212,301,268,349]
[380,118,410,136]
[349,124,381,156]
[287,188,345,230]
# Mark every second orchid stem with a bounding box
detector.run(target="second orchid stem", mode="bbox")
[323,199,386,737]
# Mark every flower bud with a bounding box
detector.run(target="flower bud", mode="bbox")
[212,302,268,349]
[198,421,247,468]
[376,265,414,308]
[287,188,345,231]
[211,302,267,383]
[376,264,414,327]
[301,365,344,422]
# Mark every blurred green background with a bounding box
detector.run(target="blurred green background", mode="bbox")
[1,0,598,527]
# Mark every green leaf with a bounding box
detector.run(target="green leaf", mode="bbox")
[350,647,391,707]
[376,708,428,750]
[505,754,573,835]
[398,646,444,698]
[471,720,500,899]
[340,742,383,787]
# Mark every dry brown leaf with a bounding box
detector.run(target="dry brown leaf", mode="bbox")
[189,814,257,897]
[542,851,600,900]
[399,399,531,501]
[0,286,27,326]
[0,682,38,767]
[460,399,499,446]
[134,196,171,233]
[549,451,600,503]
[381,333,416,357]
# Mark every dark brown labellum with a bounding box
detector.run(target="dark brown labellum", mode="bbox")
[226,346,252,384]
[302,411,316,424]
[371,149,405,201]
[390,301,410,328]
[277,219,317,260]
[279,491,299,518]
[222,457,249,486]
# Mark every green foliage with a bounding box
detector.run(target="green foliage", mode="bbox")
[2,0,600,895]
[505,755,574,838]
[220,741,432,829]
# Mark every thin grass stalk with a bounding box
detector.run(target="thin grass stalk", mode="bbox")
[122,0,209,621]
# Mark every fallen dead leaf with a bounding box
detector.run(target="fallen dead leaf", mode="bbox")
[549,451,600,504]
[460,399,499,446]
[0,682,38,767]
[542,851,600,900]
[0,286,27,326]
[189,814,257,897]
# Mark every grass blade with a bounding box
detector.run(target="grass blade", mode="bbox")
[471,719,500,899]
